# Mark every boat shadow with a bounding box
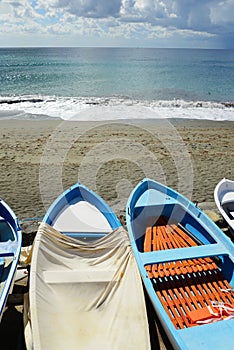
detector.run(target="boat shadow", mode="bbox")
[0,303,26,350]
[144,286,174,350]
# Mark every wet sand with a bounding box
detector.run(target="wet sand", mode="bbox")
[0,118,233,349]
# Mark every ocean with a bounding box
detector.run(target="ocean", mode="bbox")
[0,47,234,121]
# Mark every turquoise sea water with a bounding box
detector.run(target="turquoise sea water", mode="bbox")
[0,47,234,120]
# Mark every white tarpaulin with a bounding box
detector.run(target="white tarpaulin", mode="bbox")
[24,222,151,350]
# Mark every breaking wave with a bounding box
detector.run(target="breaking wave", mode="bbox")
[0,95,234,121]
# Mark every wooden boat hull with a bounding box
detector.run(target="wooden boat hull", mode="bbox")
[214,177,234,235]
[126,178,234,350]
[26,183,151,350]
[0,199,22,322]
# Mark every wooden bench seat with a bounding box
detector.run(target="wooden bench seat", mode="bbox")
[43,269,117,284]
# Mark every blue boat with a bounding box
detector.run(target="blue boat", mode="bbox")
[126,178,234,350]
[43,182,121,237]
[26,182,151,350]
[0,198,22,322]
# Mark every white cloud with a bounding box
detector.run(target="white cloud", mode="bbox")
[210,0,234,25]
[120,0,177,23]
[0,0,233,48]
[48,0,122,18]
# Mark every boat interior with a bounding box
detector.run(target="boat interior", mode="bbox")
[0,217,15,298]
[132,201,217,252]
[222,201,234,220]
[131,200,234,329]
[0,217,15,242]
[52,201,114,241]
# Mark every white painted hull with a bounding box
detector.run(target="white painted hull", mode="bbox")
[214,177,234,234]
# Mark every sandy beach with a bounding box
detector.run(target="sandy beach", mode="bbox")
[0,118,234,221]
[0,117,234,349]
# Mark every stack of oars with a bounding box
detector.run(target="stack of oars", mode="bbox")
[144,219,234,329]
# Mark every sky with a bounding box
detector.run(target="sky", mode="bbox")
[0,0,233,49]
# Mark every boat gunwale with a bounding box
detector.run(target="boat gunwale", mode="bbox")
[43,182,121,232]
[0,199,22,321]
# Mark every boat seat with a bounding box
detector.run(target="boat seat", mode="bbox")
[143,221,234,330]
[43,269,117,284]
[221,192,234,205]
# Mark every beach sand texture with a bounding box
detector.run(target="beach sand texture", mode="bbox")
[1,119,234,220]
[0,118,234,349]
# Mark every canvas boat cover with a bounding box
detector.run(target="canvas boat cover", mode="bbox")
[24,223,150,350]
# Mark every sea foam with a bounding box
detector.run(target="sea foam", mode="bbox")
[0,95,234,121]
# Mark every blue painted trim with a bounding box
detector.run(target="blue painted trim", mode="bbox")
[0,199,22,321]
[43,182,121,230]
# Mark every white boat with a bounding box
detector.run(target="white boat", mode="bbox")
[214,178,234,235]
[24,182,150,350]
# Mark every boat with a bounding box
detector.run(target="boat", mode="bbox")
[126,178,234,350]
[214,178,234,235]
[0,198,22,322]
[25,182,150,350]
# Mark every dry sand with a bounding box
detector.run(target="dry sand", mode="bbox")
[0,118,234,349]
[1,118,233,221]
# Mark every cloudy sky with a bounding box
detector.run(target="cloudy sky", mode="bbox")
[0,0,233,48]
